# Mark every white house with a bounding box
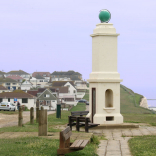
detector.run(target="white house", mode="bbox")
[21,80,33,91]
[30,75,49,88]
[37,89,57,110]
[0,90,36,109]
[76,89,86,100]
[52,81,78,106]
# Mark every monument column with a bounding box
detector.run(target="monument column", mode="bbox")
[87,10,123,124]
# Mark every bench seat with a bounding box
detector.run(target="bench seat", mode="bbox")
[70,140,89,149]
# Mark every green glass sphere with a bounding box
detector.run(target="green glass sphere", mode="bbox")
[99,9,111,23]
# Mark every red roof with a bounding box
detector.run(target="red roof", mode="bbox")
[27,90,39,97]
[6,75,23,80]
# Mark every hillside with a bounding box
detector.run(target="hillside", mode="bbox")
[84,84,154,114]
[120,84,153,114]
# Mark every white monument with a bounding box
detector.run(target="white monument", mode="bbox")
[87,10,123,124]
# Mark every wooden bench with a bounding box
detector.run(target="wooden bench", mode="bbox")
[71,111,89,116]
[68,116,99,133]
[57,126,89,156]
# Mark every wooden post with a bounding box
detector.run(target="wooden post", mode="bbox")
[18,107,23,126]
[38,107,47,136]
[36,107,39,123]
[30,107,34,124]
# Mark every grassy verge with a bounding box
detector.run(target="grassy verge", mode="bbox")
[129,136,156,156]
[70,103,86,112]
[0,103,86,132]
[123,114,156,126]
[0,110,18,115]
[83,94,89,101]
[0,136,99,156]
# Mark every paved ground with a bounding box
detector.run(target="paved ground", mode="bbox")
[0,111,55,128]
[93,125,156,156]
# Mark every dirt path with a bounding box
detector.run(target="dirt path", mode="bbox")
[0,111,55,128]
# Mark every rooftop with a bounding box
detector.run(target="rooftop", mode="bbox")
[0,90,35,98]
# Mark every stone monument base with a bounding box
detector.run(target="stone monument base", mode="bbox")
[87,113,123,124]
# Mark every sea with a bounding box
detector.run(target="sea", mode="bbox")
[147,99,156,108]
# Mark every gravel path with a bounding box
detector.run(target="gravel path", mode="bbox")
[0,111,55,128]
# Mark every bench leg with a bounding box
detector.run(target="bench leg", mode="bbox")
[68,116,72,130]
[76,117,79,131]
[85,118,89,133]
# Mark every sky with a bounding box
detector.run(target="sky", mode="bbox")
[0,0,156,99]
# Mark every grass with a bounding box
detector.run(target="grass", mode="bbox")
[83,93,89,101]
[0,110,18,114]
[123,114,156,125]
[129,136,156,156]
[70,103,86,112]
[0,103,86,133]
[0,136,99,156]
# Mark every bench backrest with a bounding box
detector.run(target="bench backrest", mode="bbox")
[69,116,91,122]
[60,126,72,141]
[71,111,89,116]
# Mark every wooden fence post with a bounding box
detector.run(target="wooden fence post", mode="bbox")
[38,107,47,136]
[30,107,34,124]
[36,107,39,123]
[18,107,23,126]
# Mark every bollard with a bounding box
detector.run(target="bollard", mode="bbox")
[38,107,47,136]
[36,107,39,123]
[18,107,23,126]
[30,107,34,124]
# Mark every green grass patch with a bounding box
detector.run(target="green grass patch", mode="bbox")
[123,114,156,125]
[0,103,87,133]
[70,103,86,112]
[0,110,18,115]
[0,136,98,156]
[83,94,89,101]
[0,111,70,132]
[129,136,156,156]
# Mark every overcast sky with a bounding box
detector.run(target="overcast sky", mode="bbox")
[0,0,156,99]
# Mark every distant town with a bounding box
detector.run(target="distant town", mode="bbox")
[0,70,89,110]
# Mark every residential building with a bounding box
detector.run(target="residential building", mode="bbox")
[0,85,9,93]
[37,89,57,110]
[0,78,21,90]
[21,80,33,91]
[75,81,88,90]
[52,81,77,106]
[5,70,30,80]
[0,90,36,109]
[76,89,86,100]
[32,72,51,80]
[30,75,49,88]
[51,70,82,81]
[6,75,23,82]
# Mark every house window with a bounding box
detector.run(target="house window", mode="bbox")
[8,98,10,102]
[40,80,43,82]
[73,90,76,93]
[6,83,10,85]
[0,98,2,102]
[44,94,50,97]
[43,75,46,77]
[13,83,16,85]
[68,90,70,93]
[22,98,28,103]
